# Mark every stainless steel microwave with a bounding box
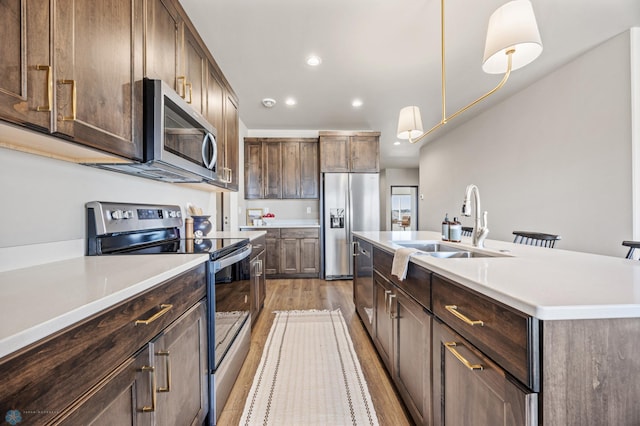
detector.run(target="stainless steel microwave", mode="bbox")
[87,79,218,183]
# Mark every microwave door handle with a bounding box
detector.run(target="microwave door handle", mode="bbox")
[209,133,217,171]
[201,132,217,170]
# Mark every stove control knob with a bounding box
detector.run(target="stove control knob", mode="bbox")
[111,210,124,220]
[176,211,182,218]
[124,210,134,219]
[169,211,177,218]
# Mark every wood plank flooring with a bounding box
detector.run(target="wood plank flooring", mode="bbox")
[217,278,413,426]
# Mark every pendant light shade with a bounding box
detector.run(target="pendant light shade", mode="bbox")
[397,106,424,140]
[482,0,543,74]
[396,0,543,143]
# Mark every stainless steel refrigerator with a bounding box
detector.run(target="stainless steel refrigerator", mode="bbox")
[323,173,380,279]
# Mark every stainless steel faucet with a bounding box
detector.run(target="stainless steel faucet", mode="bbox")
[461,184,489,248]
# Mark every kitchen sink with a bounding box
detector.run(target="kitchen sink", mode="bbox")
[391,241,463,252]
[429,251,494,258]
[391,240,505,258]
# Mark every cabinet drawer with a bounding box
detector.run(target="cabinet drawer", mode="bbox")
[251,235,266,257]
[265,228,280,239]
[280,228,319,238]
[0,264,207,424]
[432,274,539,390]
[372,247,431,311]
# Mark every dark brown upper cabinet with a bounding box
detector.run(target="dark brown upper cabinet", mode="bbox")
[0,0,144,161]
[244,138,319,200]
[319,131,380,173]
[53,0,144,160]
[0,0,52,132]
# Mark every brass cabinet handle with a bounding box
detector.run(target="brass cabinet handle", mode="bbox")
[59,79,76,120]
[444,342,484,370]
[384,290,392,314]
[176,76,186,98]
[140,365,157,412]
[185,82,193,104]
[36,65,52,112]
[445,305,484,326]
[388,294,396,319]
[135,304,173,325]
[157,351,171,392]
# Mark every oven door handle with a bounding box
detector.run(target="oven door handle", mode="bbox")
[214,244,252,271]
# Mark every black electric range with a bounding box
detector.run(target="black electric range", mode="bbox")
[85,201,249,259]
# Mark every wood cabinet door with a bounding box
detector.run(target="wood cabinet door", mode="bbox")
[350,135,379,172]
[281,141,301,198]
[300,141,319,198]
[154,301,208,426]
[0,0,51,130]
[206,64,225,174]
[320,135,349,172]
[224,94,239,189]
[432,321,537,426]
[280,238,300,274]
[182,26,206,115]
[263,141,282,199]
[300,238,319,274]
[54,0,144,160]
[52,346,152,426]
[395,290,431,425]
[244,139,263,199]
[373,272,393,370]
[265,238,279,275]
[144,0,180,92]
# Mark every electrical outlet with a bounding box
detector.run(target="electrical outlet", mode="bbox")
[264,207,269,213]
[306,206,311,214]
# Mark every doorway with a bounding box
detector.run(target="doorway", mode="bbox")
[391,186,418,231]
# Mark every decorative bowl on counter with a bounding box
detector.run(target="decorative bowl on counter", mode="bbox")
[191,215,212,237]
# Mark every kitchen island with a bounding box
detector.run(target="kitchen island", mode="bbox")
[353,230,640,426]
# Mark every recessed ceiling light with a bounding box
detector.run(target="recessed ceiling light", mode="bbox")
[394,141,401,146]
[262,98,276,108]
[352,99,363,108]
[285,98,297,106]
[306,55,322,66]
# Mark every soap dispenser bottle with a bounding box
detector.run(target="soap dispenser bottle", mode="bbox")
[449,217,462,242]
[442,214,450,241]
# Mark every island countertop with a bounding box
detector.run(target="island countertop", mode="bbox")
[353,230,640,321]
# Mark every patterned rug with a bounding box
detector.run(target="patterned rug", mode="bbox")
[239,310,379,425]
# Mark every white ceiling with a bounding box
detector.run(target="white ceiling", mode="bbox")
[180,0,640,169]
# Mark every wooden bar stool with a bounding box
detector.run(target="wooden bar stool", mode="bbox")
[513,231,561,248]
[622,241,640,259]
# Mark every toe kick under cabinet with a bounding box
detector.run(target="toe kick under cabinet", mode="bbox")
[0,264,208,425]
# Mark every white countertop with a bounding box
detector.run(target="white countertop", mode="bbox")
[209,230,267,240]
[353,231,640,321]
[0,254,209,359]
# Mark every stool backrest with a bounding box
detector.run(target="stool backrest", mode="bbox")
[513,231,561,248]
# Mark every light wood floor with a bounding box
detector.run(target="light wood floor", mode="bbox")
[217,278,413,426]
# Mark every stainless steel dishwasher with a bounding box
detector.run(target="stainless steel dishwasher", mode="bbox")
[353,237,374,336]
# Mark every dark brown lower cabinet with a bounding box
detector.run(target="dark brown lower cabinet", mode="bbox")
[250,244,266,325]
[432,320,537,426]
[373,271,431,425]
[52,346,152,425]
[53,301,208,425]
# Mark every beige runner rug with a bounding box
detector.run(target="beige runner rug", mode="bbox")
[240,309,379,425]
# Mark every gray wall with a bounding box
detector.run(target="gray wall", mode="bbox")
[0,146,217,248]
[419,31,635,257]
